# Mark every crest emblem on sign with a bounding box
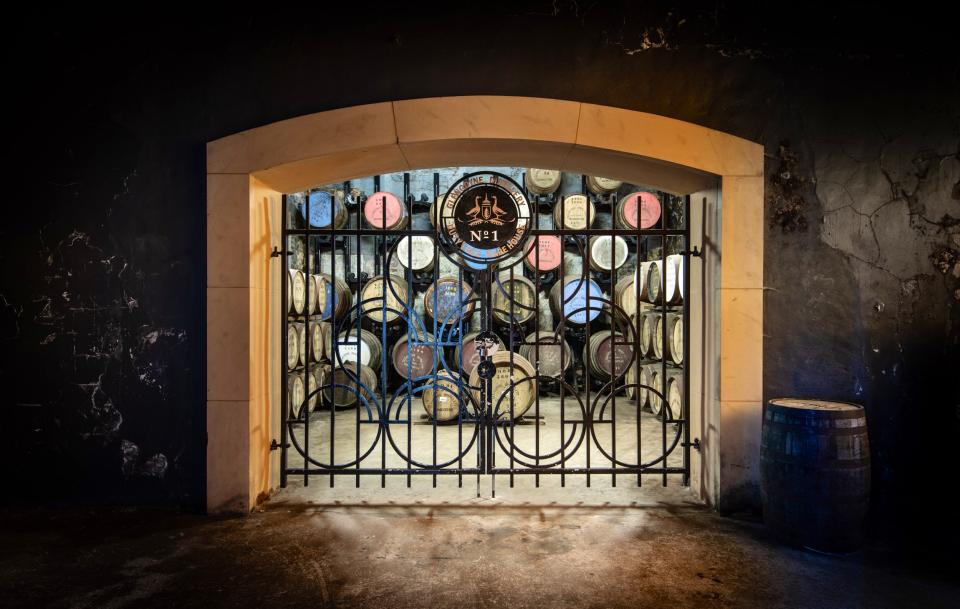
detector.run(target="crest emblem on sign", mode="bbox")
[464,194,514,226]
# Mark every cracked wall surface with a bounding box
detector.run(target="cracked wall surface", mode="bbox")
[3,4,957,553]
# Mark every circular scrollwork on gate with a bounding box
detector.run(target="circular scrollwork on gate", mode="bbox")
[437,172,532,266]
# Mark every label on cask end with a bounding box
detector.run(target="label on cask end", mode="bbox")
[622,191,662,229]
[525,235,563,271]
[440,172,531,264]
[364,191,404,228]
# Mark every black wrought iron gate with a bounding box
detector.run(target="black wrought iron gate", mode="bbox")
[278,169,693,492]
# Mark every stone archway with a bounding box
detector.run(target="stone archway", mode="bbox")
[205,96,763,513]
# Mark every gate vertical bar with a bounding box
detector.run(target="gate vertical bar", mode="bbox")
[660,192,668,487]
[280,194,289,488]
[304,189,311,488]
[682,194,692,486]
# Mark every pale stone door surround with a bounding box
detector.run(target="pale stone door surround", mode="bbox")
[205,96,763,513]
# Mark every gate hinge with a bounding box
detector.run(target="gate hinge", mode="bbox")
[680,247,702,258]
[683,438,701,452]
[270,439,289,451]
[270,247,286,258]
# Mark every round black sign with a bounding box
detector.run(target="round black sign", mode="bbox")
[477,359,496,381]
[438,172,531,265]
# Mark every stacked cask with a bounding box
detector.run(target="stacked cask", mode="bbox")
[282,174,689,425]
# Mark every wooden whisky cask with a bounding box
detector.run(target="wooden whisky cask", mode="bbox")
[523,235,564,273]
[665,370,684,420]
[652,313,683,364]
[639,311,660,358]
[588,235,629,272]
[287,268,306,315]
[519,331,574,379]
[454,331,504,377]
[304,190,348,230]
[396,235,435,273]
[553,194,595,230]
[363,191,408,230]
[549,275,604,325]
[360,274,408,324]
[761,399,871,553]
[644,364,665,416]
[309,321,325,362]
[286,373,305,417]
[423,277,475,326]
[428,194,444,229]
[584,330,635,381]
[613,275,638,318]
[492,276,538,326]
[315,274,352,321]
[615,191,662,229]
[321,363,378,408]
[391,331,437,380]
[286,324,301,370]
[304,364,323,411]
[469,351,537,419]
[646,257,683,305]
[421,370,470,421]
[524,168,562,195]
[585,176,622,196]
[624,363,649,408]
[333,327,381,370]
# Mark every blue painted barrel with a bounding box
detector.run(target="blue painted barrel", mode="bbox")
[300,191,346,229]
[316,274,351,321]
[549,275,604,324]
[761,399,871,553]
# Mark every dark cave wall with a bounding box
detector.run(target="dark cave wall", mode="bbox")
[2,4,957,549]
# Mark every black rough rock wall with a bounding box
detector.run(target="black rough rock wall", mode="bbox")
[3,4,957,552]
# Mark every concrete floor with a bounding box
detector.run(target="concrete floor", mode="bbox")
[291,395,686,480]
[2,495,957,609]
